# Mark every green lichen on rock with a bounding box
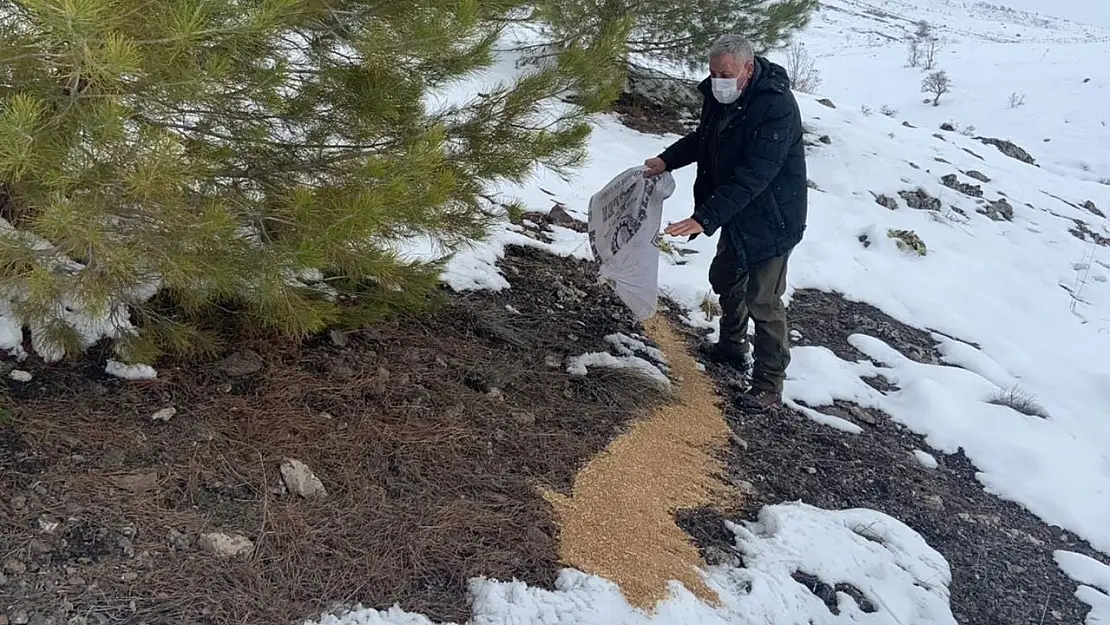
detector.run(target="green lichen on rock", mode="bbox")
[888,229,927,256]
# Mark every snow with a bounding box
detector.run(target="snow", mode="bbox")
[913,450,939,470]
[105,360,158,381]
[308,503,956,625]
[565,351,670,388]
[1056,551,1110,623]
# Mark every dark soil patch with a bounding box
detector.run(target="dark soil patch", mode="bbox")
[787,288,944,365]
[670,290,1107,625]
[0,244,667,625]
[611,92,692,136]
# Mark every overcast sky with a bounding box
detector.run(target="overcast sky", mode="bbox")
[985,0,1110,29]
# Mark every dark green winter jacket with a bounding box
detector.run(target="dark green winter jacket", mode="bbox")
[658,57,808,275]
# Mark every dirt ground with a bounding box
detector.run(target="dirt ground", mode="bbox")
[677,288,1108,625]
[0,229,669,625]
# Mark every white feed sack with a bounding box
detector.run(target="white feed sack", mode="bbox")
[587,167,676,321]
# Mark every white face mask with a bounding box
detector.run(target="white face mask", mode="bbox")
[711,77,742,104]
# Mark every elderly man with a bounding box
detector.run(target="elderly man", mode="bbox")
[645,34,807,410]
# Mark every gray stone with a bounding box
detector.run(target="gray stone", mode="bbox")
[197,532,254,558]
[873,193,898,210]
[941,173,983,197]
[11,611,28,625]
[216,350,264,377]
[979,197,1014,222]
[976,136,1036,165]
[817,98,837,109]
[899,188,942,211]
[280,458,327,498]
[4,558,26,575]
[964,169,990,183]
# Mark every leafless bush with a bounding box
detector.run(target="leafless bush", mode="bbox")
[907,39,922,67]
[923,38,942,70]
[860,104,873,116]
[880,104,898,117]
[1008,92,1026,108]
[785,41,822,94]
[922,70,951,106]
[915,20,932,39]
[988,386,1049,419]
[960,124,976,137]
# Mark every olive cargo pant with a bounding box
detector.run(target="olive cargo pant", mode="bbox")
[709,252,792,393]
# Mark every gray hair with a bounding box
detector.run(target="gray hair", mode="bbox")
[708,35,755,63]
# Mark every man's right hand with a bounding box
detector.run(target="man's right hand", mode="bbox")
[643,157,667,178]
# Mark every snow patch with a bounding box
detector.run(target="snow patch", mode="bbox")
[566,352,670,388]
[106,360,158,381]
[307,503,957,625]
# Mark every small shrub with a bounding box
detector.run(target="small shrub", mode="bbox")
[915,20,932,39]
[887,229,927,255]
[960,125,976,137]
[907,39,922,68]
[699,292,722,320]
[922,70,952,106]
[1008,92,1026,108]
[988,387,1050,419]
[922,38,942,70]
[785,41,822,94]
[880,105,899,117]
[860,104,873,116]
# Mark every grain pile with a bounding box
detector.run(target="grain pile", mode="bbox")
[543,316,736,610]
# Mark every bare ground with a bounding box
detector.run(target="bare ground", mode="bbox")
[0,237,668,625]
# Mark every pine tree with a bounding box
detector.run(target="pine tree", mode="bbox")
[0,0,625,362]
[533,0,819,71]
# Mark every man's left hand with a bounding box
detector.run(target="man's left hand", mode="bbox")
[664,218,704,237]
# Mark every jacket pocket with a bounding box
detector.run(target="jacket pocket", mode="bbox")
[763,192,786,230]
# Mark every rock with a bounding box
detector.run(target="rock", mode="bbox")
[67,576,86,586]
[150,407,176,422]
[957,512,973,523]
[1082,200,1105,218]
[975,136,1036,165]
[818,135,831,145]
[512,411,535,426]
[848,405,877,425]
[941,173,982,197]
[979,197,1014,222]
[873,193,898,210]
[120,571,138,582]
[932,133,946,141]
[939,122,956,131]
[544,354,562,368]
[197,532,254,558]
[806,179,819,190]
[327,329,349,348]
[28,539,52,555]
[805,467,817,475]
[11,611,28,625]
[216,350,264,377]
[902,121,915,128]
[112,472,159,493]
[964,169,990,183]
[280,458,327,498]
[702,546,741,567]
[896,188,941,213]
[924,494,944,510]
[962,147,986,161]
[4,558,27,575]
[817,98,836,109]
[11,495,26,511]
[888,229,927,256]
[8,370,32,382]
[548,203,579,227]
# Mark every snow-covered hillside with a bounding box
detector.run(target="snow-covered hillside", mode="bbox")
[318,3,1110,624]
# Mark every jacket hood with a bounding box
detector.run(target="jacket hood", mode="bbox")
[697,57,791,97]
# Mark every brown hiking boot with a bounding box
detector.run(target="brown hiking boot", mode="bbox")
[734,387,783,412]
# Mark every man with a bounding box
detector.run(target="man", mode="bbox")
[645,34,807,410]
